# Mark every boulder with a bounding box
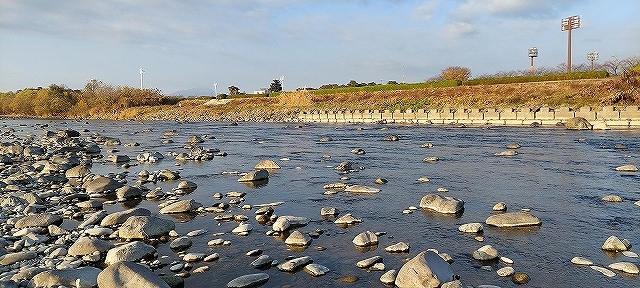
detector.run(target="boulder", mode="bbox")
[65,165,91,179]
[30,267,101,288]
[227,273,270,288]
[97,261,170,288]
[602,235,632,251]
[356,256,383,268]
[592,121,611,130]
[419,194,465,214]
[485,212,541,227]
[68,236,115,256]
[285,230,312,246]
[272,216,309,231]
[107,154,130,163]
[254,159,281,169]
[0,251,38,266]
[169,237,193,250]
[277,256,313,272]
[608,262,639,274]
[320,207,339,216]
[615,165,638,172]
[118,215,175,240]
[395,251,454,288]
[570,256,593,265]
[602,195,623,202]
[352,231,378,247]
[335,161,354,171]
[334,214,362,225]
[565,117,592,130]
[157,169,180,181]
[237,170,269,182]
[458,223,483,233]
[159,199,203,214]
[385,242,410,253]
[304,264,330,277]
[492,202,507,211]
[83,176,124,194]
[101,208,152,227]
[380,269,398,285]
[345,185,380,194]
[105,241,157,265]
[14,213,63,229]
[116,186,144,201]
[472,245,499,261]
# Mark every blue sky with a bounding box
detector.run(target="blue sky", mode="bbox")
[1,0,639,94]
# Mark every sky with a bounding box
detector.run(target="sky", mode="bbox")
[1,0,639,95]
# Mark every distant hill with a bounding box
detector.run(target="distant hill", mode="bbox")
[169,87,213,97]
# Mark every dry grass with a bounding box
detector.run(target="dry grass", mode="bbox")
[79,74,640,121]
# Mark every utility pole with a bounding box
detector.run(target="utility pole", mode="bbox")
[587,51,599,71]
[528,47,538,75]
[561,15,581,73]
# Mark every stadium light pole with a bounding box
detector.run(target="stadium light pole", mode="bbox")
[587,51,599,71]
[528,47,538,75]
[561,15,581,73]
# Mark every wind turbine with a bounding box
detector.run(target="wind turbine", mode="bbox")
[139,67,145,89]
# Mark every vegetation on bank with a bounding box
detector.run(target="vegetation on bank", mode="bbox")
[1,56,639,121]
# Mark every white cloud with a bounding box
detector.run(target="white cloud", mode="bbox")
[444,22,477,39]
[413,0,439,20]
[453,0,585,21]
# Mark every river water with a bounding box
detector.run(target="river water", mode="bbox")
[3,119,639,287]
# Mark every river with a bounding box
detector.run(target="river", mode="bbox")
[3,119,639,287]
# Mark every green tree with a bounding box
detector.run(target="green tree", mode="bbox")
[270,79,282,93]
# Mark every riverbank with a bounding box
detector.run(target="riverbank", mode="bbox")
[2,74,639,124]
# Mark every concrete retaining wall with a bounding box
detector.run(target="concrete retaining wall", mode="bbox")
[296,106,640,127]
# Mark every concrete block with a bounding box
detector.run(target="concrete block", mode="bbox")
[468,108,484,120]
[484,109,500,120]
[441,108,455,120]
[416,109,428,121]
[517,108,535,120]
[369,110,382,123]
[555,107,574,119]
[535,107,555,120]
[596,106,619,120]
[500,108,517,120]
[352,110,364,122]
[382,110,393,120]
[619,106,640,119]
[335,111,346,123]
[574,106,596,121]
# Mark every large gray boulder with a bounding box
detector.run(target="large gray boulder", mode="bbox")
[0,251,38,266]
[565,117,592,130]
[395,251,454,288]
[118,215,175,240]
[68,237,115,256]
[116,186,144,201]
[254,159,281,169]
[485,212,541,227]
[159,199,203,214]
[105,241,157,265]
[420,194,465,214]
[97,261,170,288]
[272,216,309,232]
[65,165,91,179]
[238,170,269,182]
[101,208,152,227]
[602,235,632,252]
[14,213,63,229]
[83,176,124,194]
[30,267,101,288]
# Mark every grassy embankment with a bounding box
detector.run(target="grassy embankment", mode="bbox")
[1,71,638,122]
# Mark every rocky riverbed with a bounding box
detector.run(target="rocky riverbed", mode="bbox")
[0,119,639,287]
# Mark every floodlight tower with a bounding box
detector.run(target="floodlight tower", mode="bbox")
[587,51,599,71]
[561,15,581,73]
[139,67,145,89]
[279,75,284,92]
[528,47,538,75]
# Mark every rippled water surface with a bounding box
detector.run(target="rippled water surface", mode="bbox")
[4,119,640,287]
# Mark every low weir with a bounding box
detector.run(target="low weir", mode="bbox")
[296,106,640,127]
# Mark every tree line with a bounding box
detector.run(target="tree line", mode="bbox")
[0,80,178,117]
